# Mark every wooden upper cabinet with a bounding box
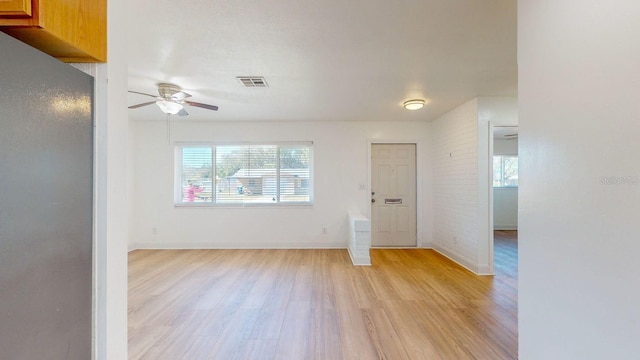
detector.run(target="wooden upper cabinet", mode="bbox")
[0,0,31,16]
[0,0,106,62]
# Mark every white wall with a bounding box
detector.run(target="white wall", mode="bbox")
[93,0,129,358]
[431,98,480,271]
[431,97,518,274]
[493,138,518,155]
[494,138,518,230]
[129,120,433,249]
[519,1,640,359]
[478,97,518,273]
[493,188,517,230]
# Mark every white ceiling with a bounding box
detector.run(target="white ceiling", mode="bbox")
[494,126,518,139]
[126,0,517,122]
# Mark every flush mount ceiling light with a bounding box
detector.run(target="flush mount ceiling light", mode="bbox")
[156,99,184,115]
[403,99,425,110]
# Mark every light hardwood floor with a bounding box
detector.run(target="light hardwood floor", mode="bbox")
[129,235,518,359]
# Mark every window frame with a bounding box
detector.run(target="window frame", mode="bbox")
[174,141,314,207]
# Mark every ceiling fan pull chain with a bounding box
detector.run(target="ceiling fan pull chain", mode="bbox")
[166,113,171,144]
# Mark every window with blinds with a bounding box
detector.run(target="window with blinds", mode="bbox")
[175,143,313,205]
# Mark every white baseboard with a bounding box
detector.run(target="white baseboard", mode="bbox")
[348,248,371,266]
[130,241,347,250]
[494,225,517,230]
[432,244,480,275]
[477,264,493,275]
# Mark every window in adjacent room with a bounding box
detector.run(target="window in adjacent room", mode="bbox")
[493,155,518,187]
[175,143,313,205]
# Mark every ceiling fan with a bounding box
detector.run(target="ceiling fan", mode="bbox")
[128,83,218,116]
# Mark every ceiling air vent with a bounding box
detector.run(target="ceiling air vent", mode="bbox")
[237,76,268,87]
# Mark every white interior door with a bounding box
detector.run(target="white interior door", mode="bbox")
[371,144,417,247]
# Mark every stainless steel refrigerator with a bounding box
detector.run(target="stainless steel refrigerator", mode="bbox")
[0,32,93,359]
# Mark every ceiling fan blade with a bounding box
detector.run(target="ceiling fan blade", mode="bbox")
[177,108,189,116]
[128,101,156,109]
[128,90,158,98]
[172,91,192,100]
[184,100,219,111]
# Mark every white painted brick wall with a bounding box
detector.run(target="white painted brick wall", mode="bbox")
[431,98,479,270]
[348,212,371,266]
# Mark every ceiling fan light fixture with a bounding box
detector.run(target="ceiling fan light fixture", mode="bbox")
[156,100,183,114]
[403,99,425,110]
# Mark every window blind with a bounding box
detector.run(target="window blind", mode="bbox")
[177,143,312,205]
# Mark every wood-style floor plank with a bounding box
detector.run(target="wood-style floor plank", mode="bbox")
[129,233,518,359]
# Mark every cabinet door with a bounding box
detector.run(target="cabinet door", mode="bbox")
[0,0,31,16]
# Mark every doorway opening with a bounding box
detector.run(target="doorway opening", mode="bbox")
[491,126,519,273]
